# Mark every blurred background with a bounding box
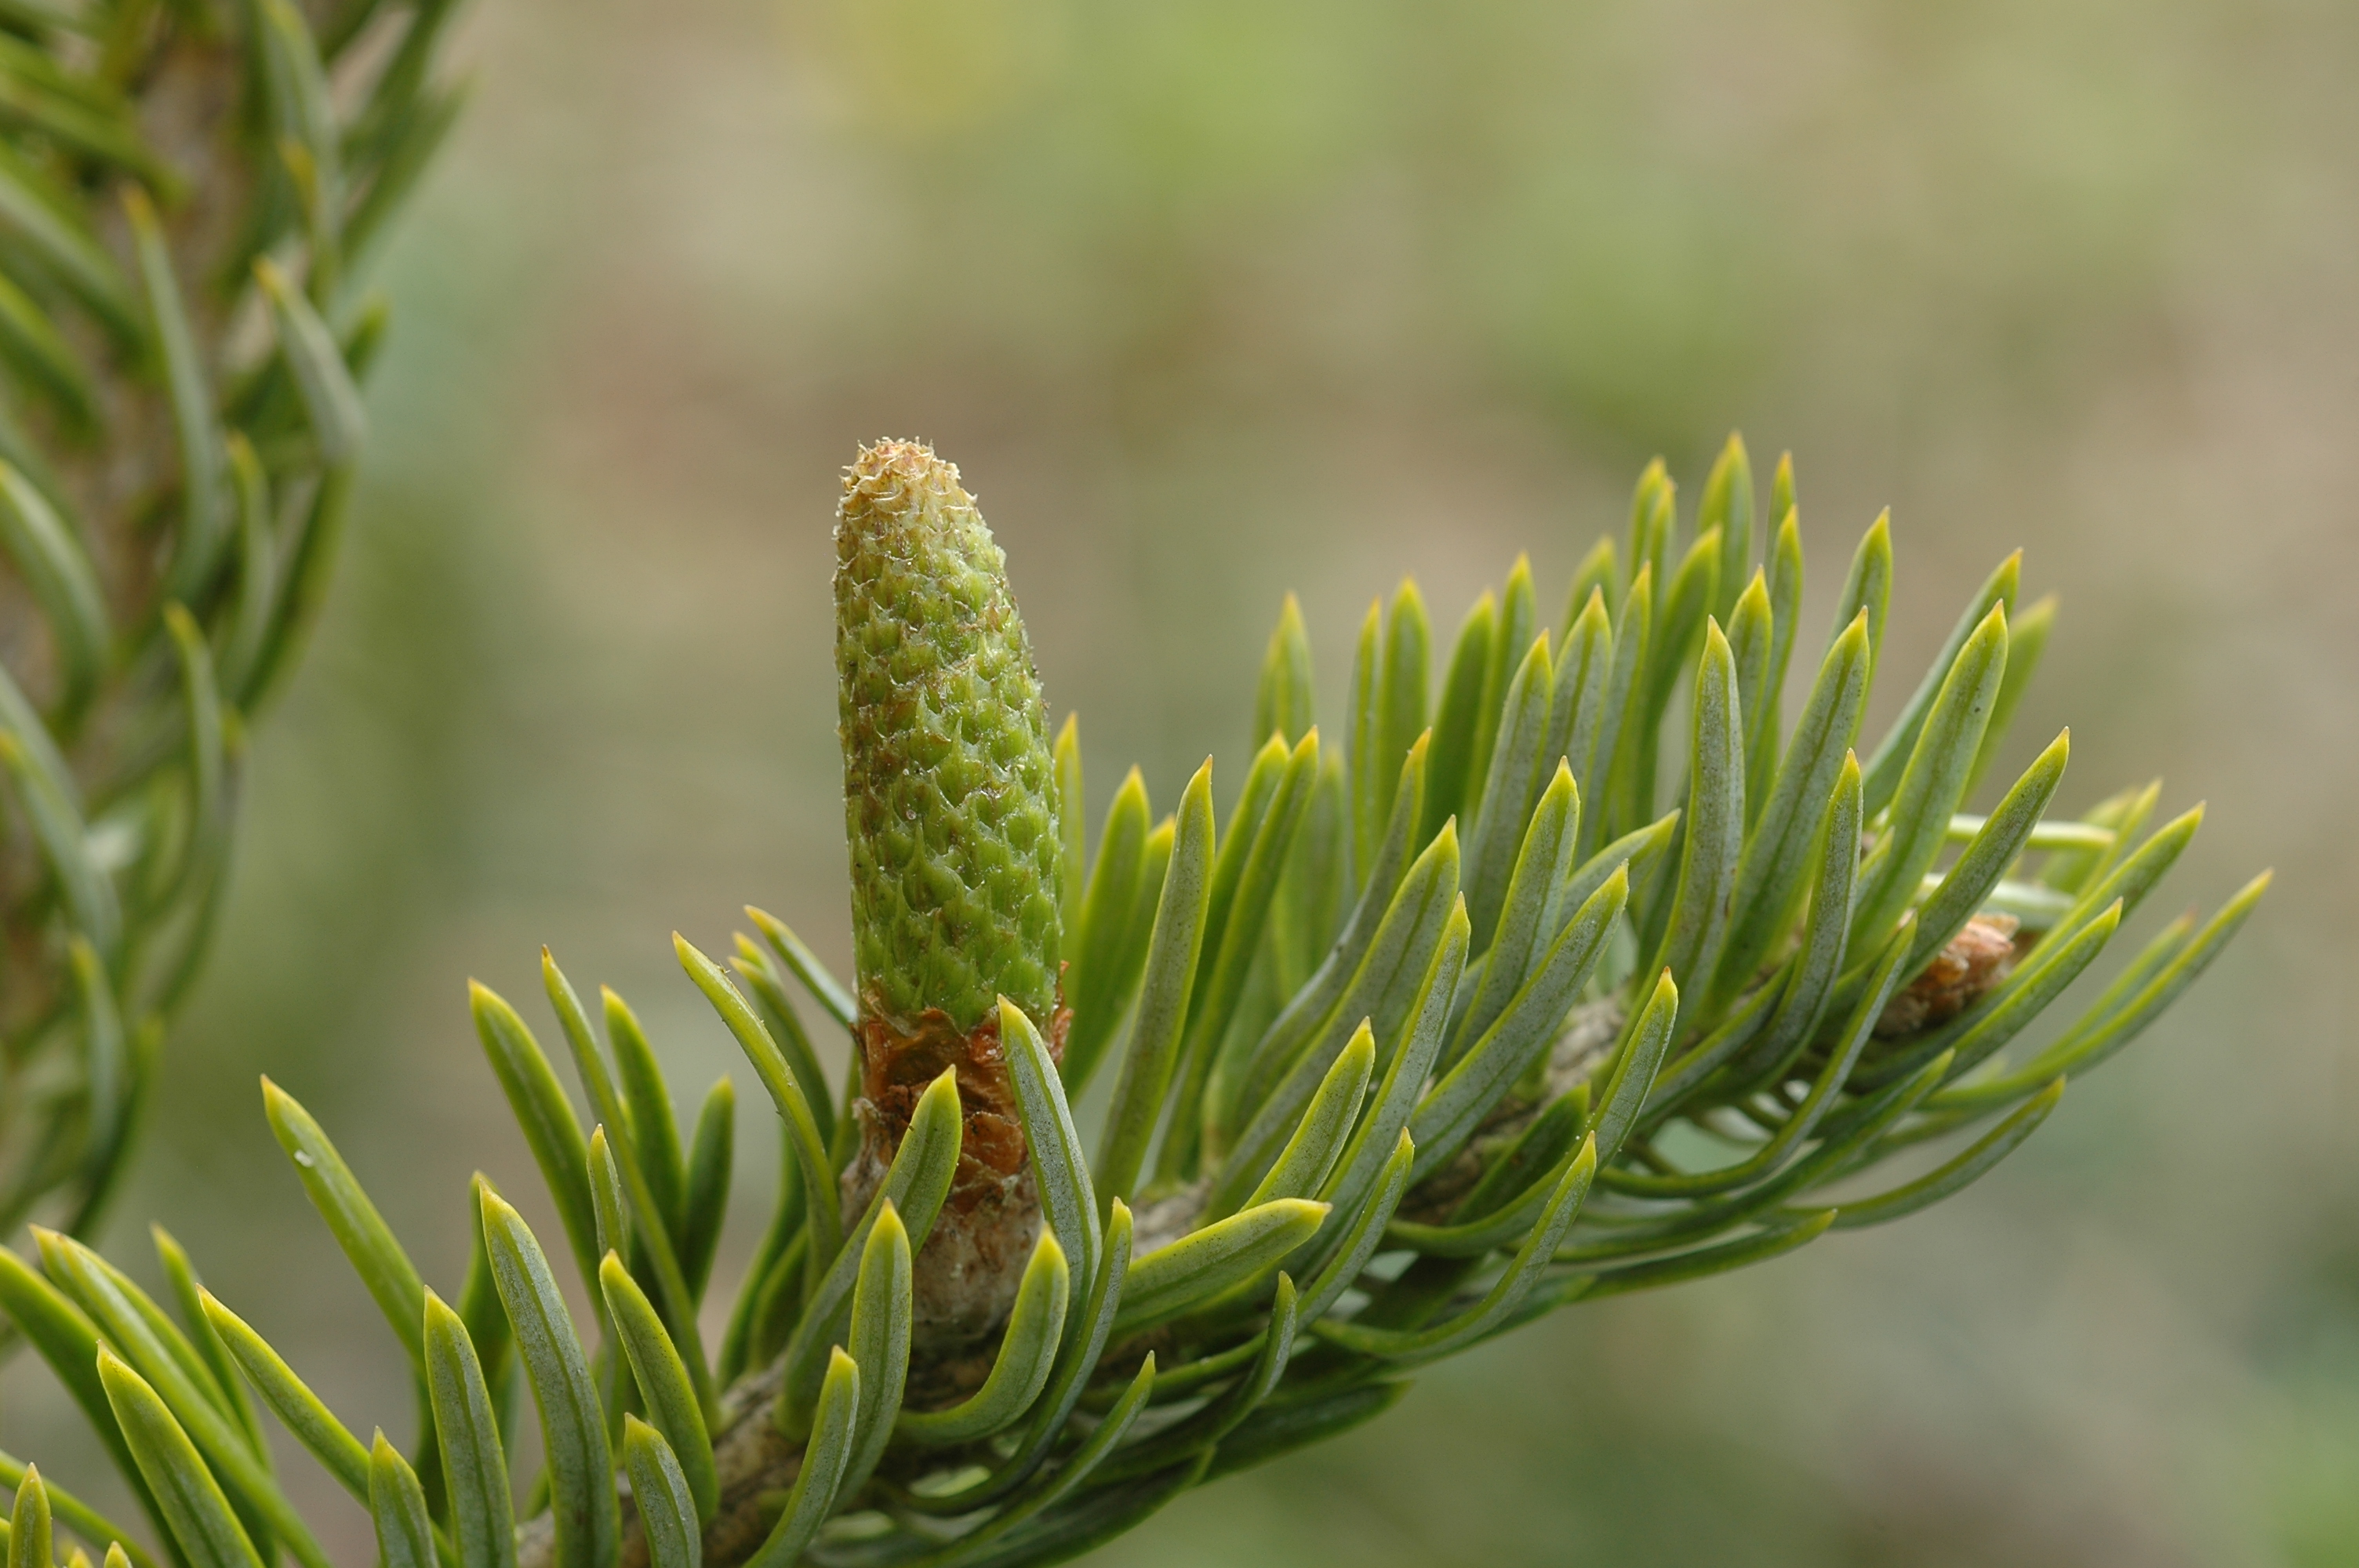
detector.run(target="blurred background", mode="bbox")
[7,0,2355,1563]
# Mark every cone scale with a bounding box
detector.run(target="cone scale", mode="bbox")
[834,440,1067,1346]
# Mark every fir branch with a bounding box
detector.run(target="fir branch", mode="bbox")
[0,0,462,1241]
[0,437,2265,1568]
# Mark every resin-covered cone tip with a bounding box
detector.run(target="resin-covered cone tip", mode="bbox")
[835,439,1063,1033]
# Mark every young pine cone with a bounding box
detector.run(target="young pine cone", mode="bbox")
[834,440,1067,1349]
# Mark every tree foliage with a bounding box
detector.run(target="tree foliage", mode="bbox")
[0,434,2264,1566]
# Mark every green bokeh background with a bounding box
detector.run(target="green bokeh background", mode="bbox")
[9,1,2355,1563]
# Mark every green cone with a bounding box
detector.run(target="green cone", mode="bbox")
[835,441,1067,1347]
[836,440,1063,1033]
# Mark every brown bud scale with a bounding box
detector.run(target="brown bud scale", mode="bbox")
[1874,914,2023,1038]
[839,991,1070,1351]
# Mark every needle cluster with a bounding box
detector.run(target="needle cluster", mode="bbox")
[0,436,2264,1568]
